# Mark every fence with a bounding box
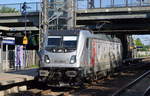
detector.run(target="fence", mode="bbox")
[2,50,40,71]
[77,0,150,9]
[1,1,150,13]
[0,2,41,13]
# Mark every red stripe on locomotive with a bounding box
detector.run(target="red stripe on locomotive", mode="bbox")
[91,40,96,66]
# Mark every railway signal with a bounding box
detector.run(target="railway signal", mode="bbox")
[22,2,30,69]
[22,2,27,13]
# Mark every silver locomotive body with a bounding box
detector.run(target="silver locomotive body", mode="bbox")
[38,30,122,86]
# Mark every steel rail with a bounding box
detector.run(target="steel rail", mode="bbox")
[112,70,150,96]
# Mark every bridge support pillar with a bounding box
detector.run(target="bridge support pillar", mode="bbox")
[116,34,129,59]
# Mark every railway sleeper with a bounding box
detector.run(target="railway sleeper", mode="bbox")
[0,85,27,96]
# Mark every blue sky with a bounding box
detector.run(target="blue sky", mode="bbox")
[0,0,40,4]
[133,35,150,45]
[0,0,149,5]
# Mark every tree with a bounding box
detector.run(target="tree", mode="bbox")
[141,45,150,51]
[134,38,150,51]
[134,38,144,47]
[134,38,144,51]
[0,6,18,13]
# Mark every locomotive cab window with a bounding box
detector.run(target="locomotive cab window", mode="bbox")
[63,36,77,49]
[46,36,78,53]
[47,36,61,47]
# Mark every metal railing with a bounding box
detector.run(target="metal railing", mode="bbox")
[1,1,150,13]
[1,0,150,13]
[77,0,150,9]
[0,2,41,13]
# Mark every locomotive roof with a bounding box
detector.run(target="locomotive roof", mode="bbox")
[94,34,121,43]
[47,30,121,43]
[48,30,81,36]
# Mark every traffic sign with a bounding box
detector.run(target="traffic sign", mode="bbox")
[2,37,15,45]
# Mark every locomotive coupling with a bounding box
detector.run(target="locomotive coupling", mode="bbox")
[39,70,49,77]
[65,71,77,77]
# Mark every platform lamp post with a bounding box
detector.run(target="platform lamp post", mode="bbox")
[22,2,29,69]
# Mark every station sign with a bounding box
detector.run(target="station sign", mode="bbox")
[2,37,15,45]
[136,46,143,48]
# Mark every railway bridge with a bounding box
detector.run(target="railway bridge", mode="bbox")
[0,2,39,35]
[0,1,150,58]
[0,2,40,51]
[76,0,150,58]
[76,6,150,34]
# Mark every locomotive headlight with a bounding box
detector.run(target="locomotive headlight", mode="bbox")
[70,55,76,64]
[44,55,50,63]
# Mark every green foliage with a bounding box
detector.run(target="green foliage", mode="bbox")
[134,38,143,47]
[29,35,38,46]
[0,6,18,13]
[29,64,39,68]
[134,38,150,51]
[142,45,150,51]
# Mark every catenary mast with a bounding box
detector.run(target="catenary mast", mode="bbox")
[41,0,75,30]
[40,0,75,48]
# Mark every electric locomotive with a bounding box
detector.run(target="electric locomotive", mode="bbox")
[38,30,122,86]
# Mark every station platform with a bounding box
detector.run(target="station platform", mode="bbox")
[0,68,38,86]
[123,57,144,65]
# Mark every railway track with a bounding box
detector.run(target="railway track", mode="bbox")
[70,63,150,96]
[112,70,150,96]
[1,60,150,96]
[10,87,76,96]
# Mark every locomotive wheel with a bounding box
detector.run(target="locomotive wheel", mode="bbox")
[74,77,85,88]
[84,74,93,84]
[109,68,115,77]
